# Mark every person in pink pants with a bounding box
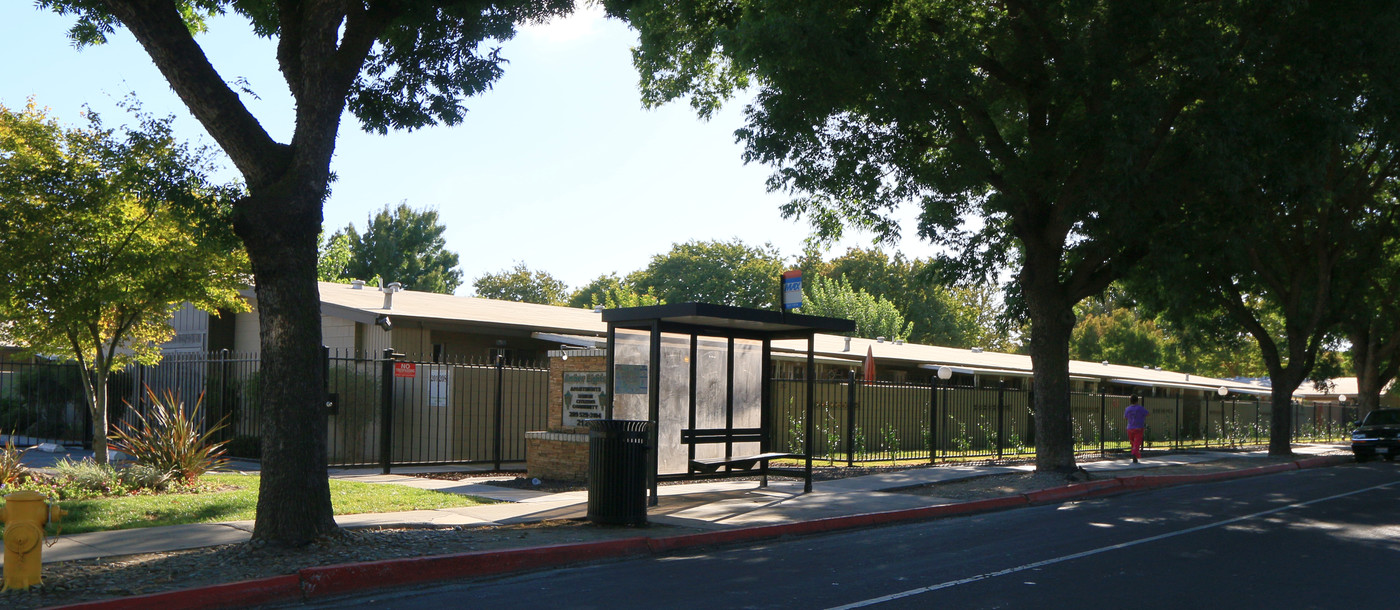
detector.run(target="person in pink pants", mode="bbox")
[1124,395,1149,464]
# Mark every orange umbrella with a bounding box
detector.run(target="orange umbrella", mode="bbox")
[863,345,875,381]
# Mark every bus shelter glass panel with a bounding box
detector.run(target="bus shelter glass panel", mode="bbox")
[657,333,693,474]
[612,329,650,421]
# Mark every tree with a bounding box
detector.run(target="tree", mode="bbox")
[333,203,463,294]
[822,248,1007,349]
[799,275,912,342]
[316,231,352,283]
[40,0,574,546]
[0,101,248,463]
[1070,309,1166,369]
[1341,239,1400,415]
[1139,1,1400,455]
[606,0,1271,471]
[628,239,785,308]
[473,263,570,305]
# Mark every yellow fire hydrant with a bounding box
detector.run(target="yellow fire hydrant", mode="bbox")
[0,490,66,591]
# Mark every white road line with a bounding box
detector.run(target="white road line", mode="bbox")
[827,480,1397,610]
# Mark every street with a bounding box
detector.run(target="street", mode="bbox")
[303,462,1399,609]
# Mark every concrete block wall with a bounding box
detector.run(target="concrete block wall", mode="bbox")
[525,431,589,481]
[526,352,607,482]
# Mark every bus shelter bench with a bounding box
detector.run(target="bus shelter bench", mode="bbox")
[680,428,798,475]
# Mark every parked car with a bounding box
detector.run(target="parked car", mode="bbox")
[1351,408,1400,462]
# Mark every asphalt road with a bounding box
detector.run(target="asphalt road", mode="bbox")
[306,462,1399,609]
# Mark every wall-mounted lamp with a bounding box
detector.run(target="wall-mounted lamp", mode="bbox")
[375,315,392,331]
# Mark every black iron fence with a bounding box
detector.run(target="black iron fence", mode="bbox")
[1,355,1358,469]
[772,376,1359,464]
[1,350,548,471]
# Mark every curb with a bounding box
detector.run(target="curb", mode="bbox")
[47,454,1353,609]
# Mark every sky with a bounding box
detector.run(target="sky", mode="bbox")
[2,5,940,295]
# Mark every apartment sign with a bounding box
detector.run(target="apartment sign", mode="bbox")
[563,371,606,426]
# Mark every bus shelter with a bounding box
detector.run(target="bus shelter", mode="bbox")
[601,303,854,504]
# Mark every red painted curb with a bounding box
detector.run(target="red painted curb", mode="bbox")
[1295,455,1350,469]
[50,453,1355,609]
[299,537,653,598]
[1023,479,1124,505]
[46,574,302,610]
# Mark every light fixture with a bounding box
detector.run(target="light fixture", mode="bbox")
[937,366,953,381]
[1339,394,1348,404]
[374,315,392,331]
[1217,386,1228,397]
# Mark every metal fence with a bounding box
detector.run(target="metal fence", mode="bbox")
[2,356,1358,469]
[772,376,1359,464]
[1,350,549,471]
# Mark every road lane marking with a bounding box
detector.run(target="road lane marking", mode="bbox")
[827,480,1397,609]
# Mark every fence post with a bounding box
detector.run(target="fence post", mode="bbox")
[928,376,937,464]
[996,380,1006,460]
[494,352,505,471]
[1174,392,1180,450]
[846,370,857,467]
[1099,384,1106,457]
[380,348,397,475]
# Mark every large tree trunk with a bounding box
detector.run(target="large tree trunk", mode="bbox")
[1265,362,1308,457]
[1350,327,1399,419]
[1022,259,1079,473]
[238,189,338,546]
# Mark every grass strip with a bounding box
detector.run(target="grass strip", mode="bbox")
[54,473,493,535]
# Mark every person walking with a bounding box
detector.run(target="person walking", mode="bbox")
[1124,394,1149,464]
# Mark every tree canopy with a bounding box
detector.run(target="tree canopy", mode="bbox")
[39,0,575,545]
[605,0,1278,471]
[799,275,912,342]
[473,262,570,305]
[1133,0,1400,454]
[0,101,248,463]
[628,238,785,308]
[332,203,463,294]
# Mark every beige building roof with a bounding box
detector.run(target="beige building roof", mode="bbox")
[290,282,1292,397]
[771,334,1268,395]
[303,281,608,336]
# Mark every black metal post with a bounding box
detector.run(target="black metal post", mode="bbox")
[929,376,938,464]
[493,352,504,471]
[996,380,1006,460]
[1174,392,1181,450]
[805,337,815,493]
[1099,383,1107,457]
[846,369,857,467]
[380,348,396,475]
[648,321,661,505]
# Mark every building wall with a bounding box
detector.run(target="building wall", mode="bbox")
[233,311,260,354]
[323,317,356,351]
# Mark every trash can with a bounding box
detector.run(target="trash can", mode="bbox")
[586,419,651,526]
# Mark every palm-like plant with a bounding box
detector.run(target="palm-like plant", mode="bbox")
[109,388,230,485]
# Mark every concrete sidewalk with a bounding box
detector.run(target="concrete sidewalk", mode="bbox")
[21,444,1345,565]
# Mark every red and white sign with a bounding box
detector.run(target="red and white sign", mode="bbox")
[394,362,417,378]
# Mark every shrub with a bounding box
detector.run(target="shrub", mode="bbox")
[0,435,32,486]
[108,388,230,485]
[119,463,174,492]
[54,458,119,495]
